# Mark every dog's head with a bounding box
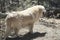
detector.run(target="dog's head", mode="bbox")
[36,5,46,17]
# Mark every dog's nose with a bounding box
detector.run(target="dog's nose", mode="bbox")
[43,10,46,17]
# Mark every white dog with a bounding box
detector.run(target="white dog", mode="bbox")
[3,5,46,40]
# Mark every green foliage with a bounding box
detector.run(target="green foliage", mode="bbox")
[0,0,60,13]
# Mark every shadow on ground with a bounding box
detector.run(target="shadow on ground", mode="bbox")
[6,32,46,40]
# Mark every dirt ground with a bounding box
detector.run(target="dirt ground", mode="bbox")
[0,18,60,40]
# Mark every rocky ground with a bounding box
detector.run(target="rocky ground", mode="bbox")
[0,18,60,40]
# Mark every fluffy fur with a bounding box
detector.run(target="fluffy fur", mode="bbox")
[3,5,46,40]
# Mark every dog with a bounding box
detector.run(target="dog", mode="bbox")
[3,5,46,40]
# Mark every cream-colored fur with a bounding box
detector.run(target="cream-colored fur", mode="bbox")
[3,5,46,40]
